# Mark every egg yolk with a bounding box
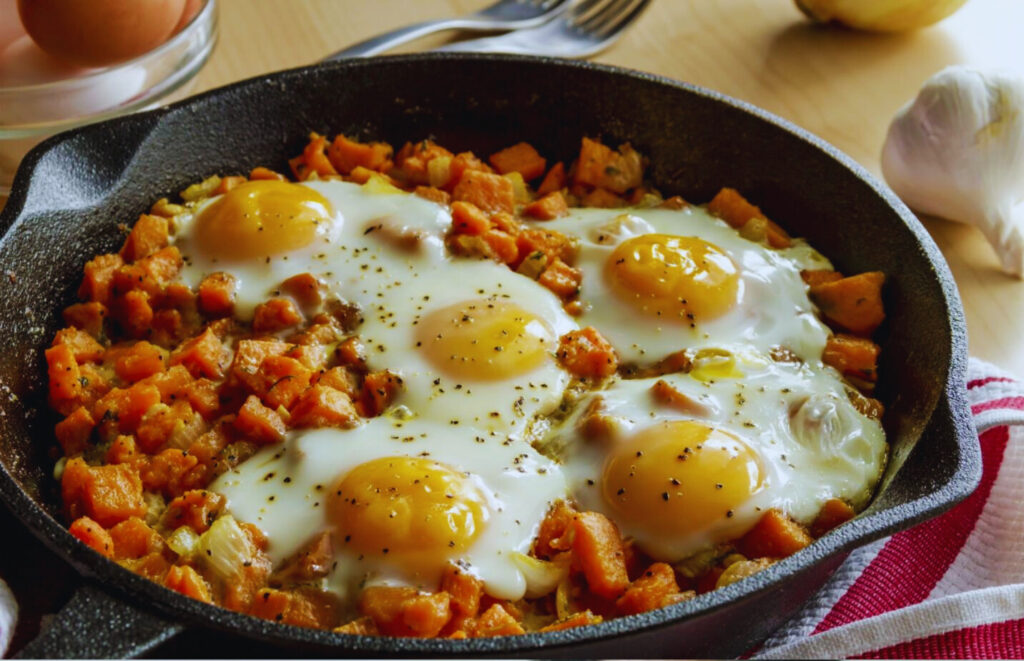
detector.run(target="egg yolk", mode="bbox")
[328,457,487,567]
[606,234,740,322]
[416,299,554,381]
[193,181,332,260]
[602,420,763,551]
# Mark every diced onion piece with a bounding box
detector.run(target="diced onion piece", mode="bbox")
[427,156,452,189]
[555,575,573,621]
[716,557,774,589]
[166,525,201,559]
[195,515,256,581]
[511,552,570,599]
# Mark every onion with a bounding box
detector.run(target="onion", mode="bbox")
[795,0,968,32]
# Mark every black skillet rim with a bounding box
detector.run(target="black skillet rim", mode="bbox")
[0,53,979,655]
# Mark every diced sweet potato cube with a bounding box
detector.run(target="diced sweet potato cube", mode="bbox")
[481,229,519,265]
[197,272,237,318]
[708,187,765,229]
[137,246,183,284]
[69,516,114,558]
[92,383,162,436]
[52,326,105,363]
[169,328,226,379]
[573,138,643,194]
[538,258,582,300]
[47,344,83,415]
[253,297,304,333]
[234,395,287,444]
[447,151,491,190]
[181,378,220,419]
[452,170,515,214]
[488,142,547,181]
[451,201,491,236]
[557,327,619,379]
[109,516,165,560]
[258,355,312,410]
[533,500,577,559]
[616,563,682,615]
[809,272,886,337]
[55,405,96,456]
[231,339,292,393]
[114,341,167,383]
[822,333,881,383]
[442,565,483,618]
[120,214,169,262]
[138,364,192,402]
[737,509,812,558]
[141,449,203,498]
[136,399,202,453]
[79,253,124,306]
[328,134,394,174]
[290,385,358,428]
[105,434,143,469]
[515,227,577,267]
[524,191,569,220]
[472,603,523,637]
[810,498,857,538]
[358,370,403,417]
[63,301,108,339]
[291,133,338,180]
[537,162,566,196]
[117,290,154,339]
[163,489,225,534]
[359,586,420,636]
[413,186,450,206]
[402,592,452,638]
[165,565,213,603]
[62,457,146,527]
[249,166,287,181]
[571,511,630,600]
[280,273,323,311]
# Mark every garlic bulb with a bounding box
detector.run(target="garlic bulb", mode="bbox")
[881,66,1024,277]
[796,0,968,32]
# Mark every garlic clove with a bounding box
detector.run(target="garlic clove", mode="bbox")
[881,66,1024,277]
[795,0,968,32]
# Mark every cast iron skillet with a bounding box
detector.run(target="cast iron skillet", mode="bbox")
[0,55,979,658]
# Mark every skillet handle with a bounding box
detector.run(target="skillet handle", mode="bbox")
[14,583,182,659]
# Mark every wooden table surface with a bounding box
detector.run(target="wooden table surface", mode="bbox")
[193,0,1024,375]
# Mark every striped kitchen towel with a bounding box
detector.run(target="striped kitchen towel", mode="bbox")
[757,358,1024,659]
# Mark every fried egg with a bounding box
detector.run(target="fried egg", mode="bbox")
[212,416,567,603]
[552,351,886,560]
[543,206,833,365]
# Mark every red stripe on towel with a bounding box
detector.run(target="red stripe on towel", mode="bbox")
[853,617,1024,659]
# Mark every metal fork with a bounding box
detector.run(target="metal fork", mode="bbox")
[434,0,651,58]
[323,0,571,60]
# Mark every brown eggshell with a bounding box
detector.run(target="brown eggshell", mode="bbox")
[17,0,186,68]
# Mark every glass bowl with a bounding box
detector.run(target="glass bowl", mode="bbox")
[0,0,218,196]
